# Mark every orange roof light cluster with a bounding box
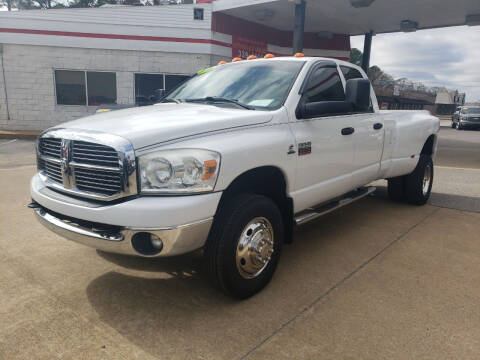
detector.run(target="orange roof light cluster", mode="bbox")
[294,52,305,57]
[217,60,227,65]
[247,55,258,60]
[232,57,243,62]
[264,53,275,59]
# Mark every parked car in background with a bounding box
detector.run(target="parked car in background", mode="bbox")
[30,57,439,298]
[452,106,480,130]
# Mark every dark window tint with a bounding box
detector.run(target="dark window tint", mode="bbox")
[305,67,345,103]
[194,8,204,20]
[135,74,164,106]
[340,66,364,81]
[55,70,86,105]
[86,72,116,106]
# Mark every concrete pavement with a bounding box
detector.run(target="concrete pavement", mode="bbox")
[1,127,480,359]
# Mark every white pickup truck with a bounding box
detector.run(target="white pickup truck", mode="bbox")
[30,56,440,298]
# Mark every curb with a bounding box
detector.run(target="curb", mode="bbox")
[0,131,41,140]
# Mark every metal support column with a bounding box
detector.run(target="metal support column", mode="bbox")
[362,31,373,73]
[293,0,306,54]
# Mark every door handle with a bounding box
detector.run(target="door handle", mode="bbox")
[373,123,383,130]
[341,127,355,135]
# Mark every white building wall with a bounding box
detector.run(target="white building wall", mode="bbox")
[0,45,9,128]
[0,5,213,30]
[0,44,212,131]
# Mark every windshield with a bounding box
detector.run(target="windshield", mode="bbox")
[168,61,305,110]
[463,107,480,114]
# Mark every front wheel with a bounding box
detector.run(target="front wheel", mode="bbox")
[205,193,283,299]
[456,122,463,130]
[451,121,456,128]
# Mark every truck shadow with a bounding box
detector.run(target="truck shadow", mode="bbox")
[85,193,436,359]
[374,184,480,212]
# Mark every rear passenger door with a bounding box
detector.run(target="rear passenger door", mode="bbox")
[340,65,385,187]
[290,63,355,211]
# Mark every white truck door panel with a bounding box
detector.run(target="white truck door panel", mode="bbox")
[339,65,384,188]
[289,64,355,212]
[351,113,385,187]
[290,117,355,211]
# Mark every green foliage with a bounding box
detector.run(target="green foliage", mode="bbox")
[349,48,394,86]
[2,0,67,9]
[368,65,394,86]
[69,0,116,8]
[349,48,363,66]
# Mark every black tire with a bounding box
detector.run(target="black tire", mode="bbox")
[404,155,433,205]
[205,193,283,299]
[387,176,406,202]
[456,122,463,130]
[451,121,455,128]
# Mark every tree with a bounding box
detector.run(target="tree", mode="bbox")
[349,48,363,67]
[368,65,394,87]
[3,0,66,9]
[69,0,116,7]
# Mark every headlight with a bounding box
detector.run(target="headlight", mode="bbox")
[139,149,220,194]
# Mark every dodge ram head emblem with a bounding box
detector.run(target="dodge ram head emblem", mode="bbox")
[60,139,72,186]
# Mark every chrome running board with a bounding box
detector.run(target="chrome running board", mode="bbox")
[294,186,376,226]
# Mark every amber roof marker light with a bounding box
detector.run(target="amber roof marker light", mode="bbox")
[264,53,275,59]
[247,55,258,60]
[218,60,227,65]
[232,57,243,62]
[294,52,305,57]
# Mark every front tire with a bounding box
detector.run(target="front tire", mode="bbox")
[456,122,463,130]
[206,193,283,299]
[451,121,456,128]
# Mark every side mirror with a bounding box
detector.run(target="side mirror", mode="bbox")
[345,78,371,112]
[299,101,354,119]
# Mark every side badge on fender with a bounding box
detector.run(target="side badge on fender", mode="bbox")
[298,142,311,156]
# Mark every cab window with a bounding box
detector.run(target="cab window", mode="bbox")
[340,66,364,81]
[304,66,345,104]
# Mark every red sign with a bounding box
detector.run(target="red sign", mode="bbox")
[232,35,268,58]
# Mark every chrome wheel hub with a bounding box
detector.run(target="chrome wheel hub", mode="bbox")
[236,217,274,279]
[422,164,432,196]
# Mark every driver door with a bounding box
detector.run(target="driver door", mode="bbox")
[289,64,355,212]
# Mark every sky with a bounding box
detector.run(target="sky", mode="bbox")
[351,26,480,103]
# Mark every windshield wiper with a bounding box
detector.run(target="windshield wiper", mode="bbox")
[160,98,182,104]
[184,96,255,110]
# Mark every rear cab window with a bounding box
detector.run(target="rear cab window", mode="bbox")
[304,66,345,104]
[340,66,364,81]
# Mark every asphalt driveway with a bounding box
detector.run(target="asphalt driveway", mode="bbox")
[1,125,479,359]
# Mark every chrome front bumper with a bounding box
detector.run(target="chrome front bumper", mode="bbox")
[34,206,213,257]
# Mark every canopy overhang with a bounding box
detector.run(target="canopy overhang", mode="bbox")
[213,0,480,36]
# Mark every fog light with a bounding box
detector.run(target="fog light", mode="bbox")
[131,232,163,256]
[151,235,163,250]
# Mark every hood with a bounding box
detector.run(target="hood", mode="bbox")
[56,103,273,149]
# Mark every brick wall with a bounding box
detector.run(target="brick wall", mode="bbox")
[0,44,212,131]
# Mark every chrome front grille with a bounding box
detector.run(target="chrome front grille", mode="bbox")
[74,167,123,196]
[37,129,137,201]
[43,160,63,184]
[72,141,120,168]
[39,138,62,158]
